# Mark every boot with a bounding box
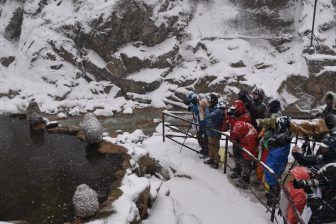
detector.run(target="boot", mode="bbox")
[211,163,219,169]
[229,165,242,179]
[266,187,279,207]
[235,179,248,190]
[204,158,214,165]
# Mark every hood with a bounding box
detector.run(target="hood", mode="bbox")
[232,100,248,115]
[290,167,310,180]
[252,88,265,101]
[322,91,336,109]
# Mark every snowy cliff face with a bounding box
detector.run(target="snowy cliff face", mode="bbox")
[0,0,335,115]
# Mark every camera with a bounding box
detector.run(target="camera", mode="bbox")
[293,179,320,189]
[227,107,237,116]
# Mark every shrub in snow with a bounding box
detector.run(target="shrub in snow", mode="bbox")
[81,113,103,144]
[72,184,99,218]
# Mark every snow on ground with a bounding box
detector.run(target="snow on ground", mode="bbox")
[96,126,271,224]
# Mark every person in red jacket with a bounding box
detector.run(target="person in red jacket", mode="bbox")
[230,121,258,188]
[224,100,254,184]
[285,166,310,224]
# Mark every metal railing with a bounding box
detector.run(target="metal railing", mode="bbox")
[162,110,306,224]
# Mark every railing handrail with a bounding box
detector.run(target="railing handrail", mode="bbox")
[162,110,306,224]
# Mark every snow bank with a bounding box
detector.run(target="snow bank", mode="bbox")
[94,126,271,224]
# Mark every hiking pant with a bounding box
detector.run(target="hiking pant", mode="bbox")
[233,144,243,174]
[208,136,220,164]
[242,159,253,184]
[197,126,208,155]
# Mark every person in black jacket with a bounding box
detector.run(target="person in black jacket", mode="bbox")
[293,163,336,224]
[292,134,336,169]
[238,88,266,130]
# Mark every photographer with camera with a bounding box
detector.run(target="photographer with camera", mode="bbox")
[185,92,209,156]
[292,163,336,224]
[238,88,266,130]
[225,100,254,183]
[292,133,336,169]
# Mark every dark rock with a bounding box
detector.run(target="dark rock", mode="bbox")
[138,155,170,180]
[63,0,175,62]
[47,126,81,135]
[135,186,151,220]
[305,55,336,74]
[106,58,128,78]
[26,101,46,131]
[279,72,336,115]
[1,56,15,67]
[230,60,246,68]
[50,64,63,70]
[4,7,24,40]
[255,62,271,70]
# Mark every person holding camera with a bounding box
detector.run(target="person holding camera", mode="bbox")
[292,133,336,169]
[293,163,336,224]
[230,120,258,189]
[199,94,225,169]
[185,92,209,156]
[224,100,253,180]
[238,88,266,130]
[255,99,283,182]
[263,116,292,206]
[283,166,310,224]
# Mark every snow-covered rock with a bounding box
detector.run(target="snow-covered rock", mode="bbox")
[81,113,103,144]
[73,184,99,218]
[26,101,46,130]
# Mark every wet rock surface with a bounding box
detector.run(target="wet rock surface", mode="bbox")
[0,116,125,224]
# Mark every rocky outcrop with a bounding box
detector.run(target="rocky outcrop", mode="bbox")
[279,72,336,116]
[81,113,103,144]
[73,184,99,218]
[63,0,176,62]
[4,7,23,40]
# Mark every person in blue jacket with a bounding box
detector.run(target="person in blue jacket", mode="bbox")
[263,116,292,206]
[185,92,208,156]
[199,94,225,169]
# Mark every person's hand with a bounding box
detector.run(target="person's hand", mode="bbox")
[292,145,301,153]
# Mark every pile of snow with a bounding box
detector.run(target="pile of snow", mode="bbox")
[92,127,271,224]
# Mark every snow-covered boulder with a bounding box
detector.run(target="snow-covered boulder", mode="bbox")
[26,101,46,130]
[81,113,103,144]
[72,184,99,218]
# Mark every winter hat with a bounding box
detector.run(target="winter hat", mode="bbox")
[268,99,281,114]
[290,167,310,180]
[324,114,336,130]
[209,93,219,108]
[252,88,265,100]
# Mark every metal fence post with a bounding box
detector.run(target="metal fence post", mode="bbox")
[270,183,280,222]
[162,112,165,142]
[224,136,229,174]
